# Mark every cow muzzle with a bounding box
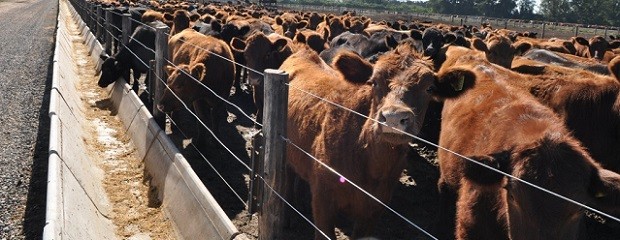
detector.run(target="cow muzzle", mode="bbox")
[378,108,416,136]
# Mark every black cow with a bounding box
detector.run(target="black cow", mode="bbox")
[98,21,163,93]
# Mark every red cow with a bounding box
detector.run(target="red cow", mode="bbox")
[157,29,235,147]
[283,43,474,240]
[433,46,620,240]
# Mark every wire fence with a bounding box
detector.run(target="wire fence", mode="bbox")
[69,0,620,239]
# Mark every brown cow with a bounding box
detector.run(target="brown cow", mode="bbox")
[163,9,200,36]
[230,32,297,124]
[433,47,620,240]
[283,43,474,240]
[158,29,235,147]
[509,55,620,173]
[316,15,347,41]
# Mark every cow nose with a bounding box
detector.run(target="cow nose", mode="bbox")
[379,109,415,134]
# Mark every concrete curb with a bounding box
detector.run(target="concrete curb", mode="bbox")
[44,1,244,239]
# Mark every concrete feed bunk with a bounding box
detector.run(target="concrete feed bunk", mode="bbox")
[44,1,244,239]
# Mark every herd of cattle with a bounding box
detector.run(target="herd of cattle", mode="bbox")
[85,0,620,239]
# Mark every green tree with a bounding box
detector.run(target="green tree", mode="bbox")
[516,0,535,18]
[539,0,571,21]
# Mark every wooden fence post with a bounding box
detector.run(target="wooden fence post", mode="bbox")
[575,25,579,37]
[153,24,170,128]
[504,19,508,29]
[96,5,102,41]
[104,8,112,55]
[259,69,290,240]
[542,23,546,39]
[121,13,131,50]
[604,27,608,39]
[248,131,264,214]
[148,60,156,108]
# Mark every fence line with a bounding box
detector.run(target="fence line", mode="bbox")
[284,81,620,224]
[70,1,620,239]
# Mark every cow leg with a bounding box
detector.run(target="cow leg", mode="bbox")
[433,180,458,240]
[455,185,509,240]
[193,100,216,150]
[351,209,381,239]
[311,184,337,240]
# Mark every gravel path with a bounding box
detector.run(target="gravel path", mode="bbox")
[0,0,57,239]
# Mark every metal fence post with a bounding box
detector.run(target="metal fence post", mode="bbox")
[259,69,290,240]
[504,20,508,29]
[604,27,608,39]
[575,25,579,37]
[104,8,113,55]
[153,24,170,128]
[96,5,102,41]
[121,13,131,50]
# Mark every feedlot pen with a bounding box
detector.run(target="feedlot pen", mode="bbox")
[58,0,620,239]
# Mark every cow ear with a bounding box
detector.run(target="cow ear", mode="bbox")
[344,19,351,28]
[588,169,620,210]
[610,35,616,40]
[471,38,488,52]
[463,153,510,187]
[190,63,206,80]
[410,29,423,41]
[163,13,174,21]
[513,42,532,56]
[385,35,398,49]
[574,36,589,46]
[211,20,222,32]
[190,13,201,22]
[322,28,330,41]
[230,37,246,53]
[609,41,620,49]
[297,20,308,29]
[363,19,371,28]
[273,38,289,52]
[332,50,373,84]
[239,25,251,36]
[294,32,306,44]
[609,55,620,81]
[444,33,457,44]
[429,67,476,100]
[275,16,283,25]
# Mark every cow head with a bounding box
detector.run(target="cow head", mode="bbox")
[463,136,620,240]
[230,32,292,86]
[421,27,445,58]
[588,36,609,60]
[358,42,474,144]
[98,53,124,88]
[472,34,515,69]
[157,64,205,113]
[294,31,328,54]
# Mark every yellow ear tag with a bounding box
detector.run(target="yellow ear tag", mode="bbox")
[451,75,465,91]
[595,191,607,198]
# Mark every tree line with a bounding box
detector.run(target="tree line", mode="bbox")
[281,0,620,27]
[429,0,620,26]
